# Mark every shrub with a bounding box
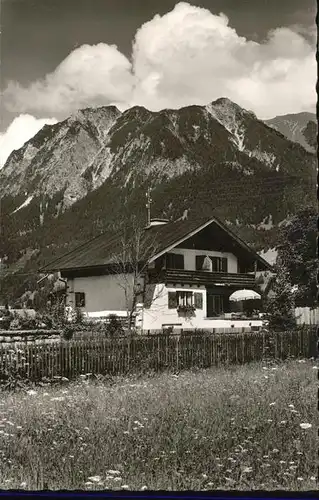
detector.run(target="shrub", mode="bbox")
[105,314,124,338]
[74,307,84,324]
[62,324,76,341]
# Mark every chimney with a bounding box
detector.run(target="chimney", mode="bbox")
[145,218,169,229]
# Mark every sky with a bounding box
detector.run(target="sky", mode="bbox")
[0,0,317,167]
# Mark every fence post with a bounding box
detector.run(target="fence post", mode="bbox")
[176,336,179,371]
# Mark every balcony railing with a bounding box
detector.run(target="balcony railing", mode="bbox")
[148,269,256,288]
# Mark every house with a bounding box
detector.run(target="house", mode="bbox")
[40,215,273,332]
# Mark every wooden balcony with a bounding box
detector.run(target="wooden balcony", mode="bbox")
[148,269,256,288]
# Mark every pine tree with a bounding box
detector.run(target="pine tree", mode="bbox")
[265,258,296,331]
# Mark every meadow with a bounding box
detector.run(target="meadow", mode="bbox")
[0,358,317,491]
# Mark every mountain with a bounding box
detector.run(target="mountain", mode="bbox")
[0,98,316,304]
[265,112,317,152]
[0,105,121,207]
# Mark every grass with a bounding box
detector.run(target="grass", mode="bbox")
[0,359,317,491]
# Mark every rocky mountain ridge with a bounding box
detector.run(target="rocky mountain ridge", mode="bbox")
[0,98,316,303]
[265,111,317,152]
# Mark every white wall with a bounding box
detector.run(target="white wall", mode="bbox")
[295,307,319,325]
[168,248,238,273]
[142,284,262,330]
[66,273,134,314]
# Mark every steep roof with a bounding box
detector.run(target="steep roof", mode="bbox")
[40,215,272,273]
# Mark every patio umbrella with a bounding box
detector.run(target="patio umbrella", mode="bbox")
[229,289,261,302]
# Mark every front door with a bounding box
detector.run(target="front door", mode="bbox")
[206,288,223,317]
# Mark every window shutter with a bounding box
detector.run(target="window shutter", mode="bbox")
[196,255,205,270]
[166,253,184,269]
[211,257,218,272]
[222,258,228,272]
[168,292,177,309]
[194,292,203,309]
[176,254,184,269]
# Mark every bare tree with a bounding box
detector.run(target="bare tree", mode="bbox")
[110,216,165,331]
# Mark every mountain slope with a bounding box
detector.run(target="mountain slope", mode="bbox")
[265,112,317,152]
[0,98,317,303]
[0,105,120,208]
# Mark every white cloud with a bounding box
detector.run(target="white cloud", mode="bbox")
[1,2,316,162]
[3,43,134,115]
[0,114,57,167]
[131,2,316,118]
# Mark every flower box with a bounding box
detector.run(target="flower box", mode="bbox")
[177,304,196,314]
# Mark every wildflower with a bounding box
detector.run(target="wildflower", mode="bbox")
[107,470,121,475]
[310,477,317,481]
[122,485,129,490]
[113,477,122,482]
[88,476,102,483]
[289,466,297,470]
[20,482,27,488]
[206,482,214,487]
[297,477,304,481]
[26,390,37,396]
[279,461,286,464]
[267,419,273,423]
[288,404,295,408]
[202,474,208,479]
[300,423,312,429]
[280,420,287,424]
[225,477,235,484]
[141,486,148,491]
[272,449,279,453]
[242,467,253,473]
[269,402,276,406]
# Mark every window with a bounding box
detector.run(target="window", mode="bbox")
[177,291,193,307]
[166,253,184,269]
[196,255,212,271]
[168,291,192,309]
[207,294,224,316]
[75,292,85,308]
[196,255,228,272]
[168,291,203,309]
[211,257,228,272]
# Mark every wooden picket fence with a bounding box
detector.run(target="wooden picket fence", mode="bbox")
[0,328,317,382]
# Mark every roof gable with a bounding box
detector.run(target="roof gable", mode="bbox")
[40,215,273,273]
